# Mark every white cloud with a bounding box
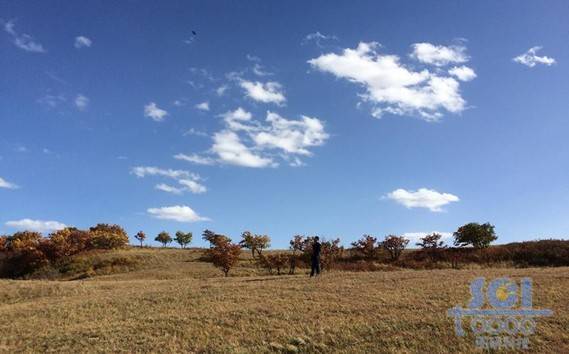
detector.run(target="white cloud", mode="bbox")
[174,153,215,165]
[178,108,329,168]
[131,166,197,180]
[252,112,329,155]
[410,43,468,66]
[448,66,477,81]
[309,42,473,121]
[0,177,18,189]
[513,46,556,67]
[155,183,184,195]
[302,31,338,48]
[147,205,209,223]
[178,179,207,194]
[212,130,276,168]
[3,20,45,53]
[144,102,168,122]
[5,219,66,233]
[132,166,205,194]
[402,232,453,246]
[216,85,229,96]
[240,81,286,105]
[75,94,89,111]
[195,101,210,111]
[74,36,92,49]
[386,188,459,212]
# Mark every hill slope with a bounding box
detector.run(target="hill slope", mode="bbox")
[0,248,567,353]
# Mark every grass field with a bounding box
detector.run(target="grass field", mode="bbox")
[1,248,567,353]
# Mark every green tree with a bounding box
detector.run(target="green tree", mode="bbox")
[453,222,497,249]
[155,231,172,247]
[134,231,146,248]
[175,231,193,249]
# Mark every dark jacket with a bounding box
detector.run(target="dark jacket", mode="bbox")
[312,241,321,259]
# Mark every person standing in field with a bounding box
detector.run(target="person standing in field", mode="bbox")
[310,236,322,277]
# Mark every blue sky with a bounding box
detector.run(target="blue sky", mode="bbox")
[1,1,568,248]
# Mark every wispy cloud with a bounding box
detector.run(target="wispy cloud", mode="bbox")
[514,46,556,67]
[302,31,338,48]
[0,177,18,189]
[2,19,46,53]
[74,35,92,49]
[75,94,89,111]
[131,166,206,194]
[144,102,168,122]
[195,101,210,111]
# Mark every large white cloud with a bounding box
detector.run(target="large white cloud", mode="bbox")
[5,219,66,233]
[0,177,18,189]
[147,205,209,223]
[252,112,329,155]
[513,47,556,67]
[3,20,45,53]
[308,42,475,121]
[386,188,459,212]
[212,130,276,168]
[144,102,168,122]
[240,80,286,105]
[410,43,468,66]
[176,107,329,168]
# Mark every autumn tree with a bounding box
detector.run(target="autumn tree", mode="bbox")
[351,234,380,260]
[44,228,91,260]
[2,231,49,277]
[155,231,172,247]
[288,235,306,274]
[453,222,497,249]
[382,235,409,261]
[320,238,343,270]
[208,239,241,277]
[239,231,270,258]
[416,233,446,249]
[258,253,289,275]
[134,231,146,248]
[175,231,193,249]
[88,224,129,249]
[202,229,230,247]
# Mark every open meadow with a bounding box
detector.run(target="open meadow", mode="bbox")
[1,248,568,353]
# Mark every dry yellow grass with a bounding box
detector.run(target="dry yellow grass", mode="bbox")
[0,248,567,353]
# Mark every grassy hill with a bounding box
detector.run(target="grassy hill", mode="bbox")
[0,247,568,353]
